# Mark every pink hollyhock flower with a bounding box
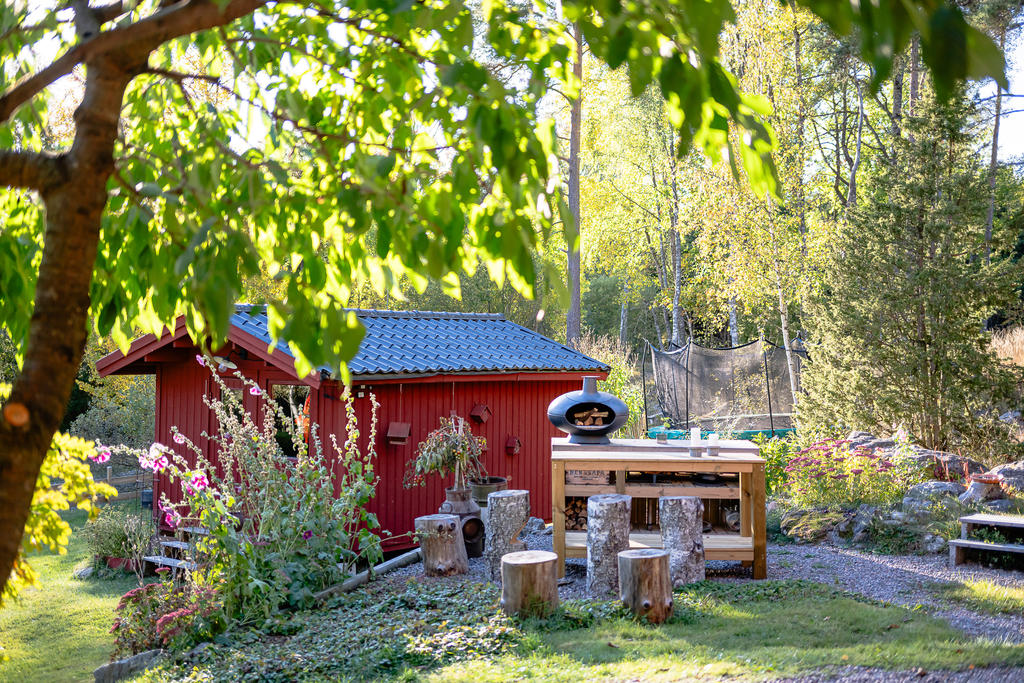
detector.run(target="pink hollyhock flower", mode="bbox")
[249,386,261,396]
[195,354,205,367]
[172,432,186,444]
[185,471,209,496]
[152,455,169,472]
[164,511,179,528]
[90,448,111,464]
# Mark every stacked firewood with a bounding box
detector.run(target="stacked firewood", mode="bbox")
[572,407,609,426]
[564,496,588,530]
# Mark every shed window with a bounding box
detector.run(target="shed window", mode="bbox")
[271,384,311,458]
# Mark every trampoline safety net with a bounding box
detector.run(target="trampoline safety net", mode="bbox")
[651,340,804,433]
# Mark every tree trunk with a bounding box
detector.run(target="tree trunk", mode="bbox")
[909,35,920,118]
[728,294,740,347]
[986,28,1006,265]
[658,496,705,586]
[586,493,631,596]
[617,548,673,623]
[846,80,864,211]
[0,51,140,598]
[791,7,808,259]
[670,229,683,348]
[778,289,798,403]
[499,550,559,617]
[891,61,904,151]
[415,514,469,577]
[565,21,584,346]
[618,277,629,347]
[484,489,530,580]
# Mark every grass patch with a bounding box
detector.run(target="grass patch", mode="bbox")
[935,579,1024,616]
[0,505,144,683]
[148,579,1024,682]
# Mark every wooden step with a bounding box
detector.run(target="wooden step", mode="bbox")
[959,513,1024,530]
[948,538,1024,566]
[178,526,209,537]
[160,540,191,551]
[143,555,197,571]
[564,530,753,562]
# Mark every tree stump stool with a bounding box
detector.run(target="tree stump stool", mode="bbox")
[659,496,705,586]
[485,489,530,580]
[618,548,674,623]
[586,493,631,596]
[500,550,559,617]
[415,514,468,577]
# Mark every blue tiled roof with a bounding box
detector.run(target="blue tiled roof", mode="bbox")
[231,307,609,378]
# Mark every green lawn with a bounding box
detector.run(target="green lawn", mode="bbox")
[0,508,140,683]
[935,579,1024,616]
[146,579,1024,682]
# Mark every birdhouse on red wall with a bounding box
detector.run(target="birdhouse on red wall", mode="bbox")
[386,422,411,446]
[470,403,491,424]
[505,435,522,456]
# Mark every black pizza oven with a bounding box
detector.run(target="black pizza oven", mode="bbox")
[547,376,629,444]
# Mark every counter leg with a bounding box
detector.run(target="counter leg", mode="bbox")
[752,463,767,579]
[552,461,566,578]
[740,472,752,537]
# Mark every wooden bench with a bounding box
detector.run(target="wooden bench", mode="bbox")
[949,513,1024,567]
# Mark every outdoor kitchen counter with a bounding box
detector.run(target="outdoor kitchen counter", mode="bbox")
[550,437,767,579]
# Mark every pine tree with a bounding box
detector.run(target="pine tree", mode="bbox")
[800,91,1022,457]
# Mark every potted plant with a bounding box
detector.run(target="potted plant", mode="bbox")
[404,416,485,499]
[81,506,154,577]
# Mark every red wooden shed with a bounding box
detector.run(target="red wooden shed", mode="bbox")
[96,307,608,550]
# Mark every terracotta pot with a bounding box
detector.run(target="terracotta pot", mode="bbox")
[105,557,136,572]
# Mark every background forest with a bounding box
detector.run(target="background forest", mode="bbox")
[3,0,1023,462]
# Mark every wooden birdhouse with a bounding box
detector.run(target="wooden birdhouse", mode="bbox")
[470,403,492,424]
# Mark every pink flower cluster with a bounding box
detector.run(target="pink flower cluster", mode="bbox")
[184,471,209,496]
[139,443,171,473]
[89,447,111,464]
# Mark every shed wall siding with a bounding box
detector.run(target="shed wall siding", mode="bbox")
[151,358,581,547]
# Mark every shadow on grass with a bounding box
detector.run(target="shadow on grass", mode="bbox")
[429,581,1024,682]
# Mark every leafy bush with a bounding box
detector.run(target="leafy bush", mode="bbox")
[572,332,645,438]
[782,436,930,508]
[111,571,222,656]
[753,433,793,497]
[70,374,155,451]
[111,361,382,626]
[80,506,153,567]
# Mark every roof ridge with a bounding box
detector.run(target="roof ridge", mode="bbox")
[346,309,506,320]
[233,304,505,322]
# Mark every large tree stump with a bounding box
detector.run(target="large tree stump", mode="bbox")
[586,493,632,596]
[659,496,705,586]
[415,514,468,577]
[617,548,674,624]
[485,489,530,580]
[500,550,560,617]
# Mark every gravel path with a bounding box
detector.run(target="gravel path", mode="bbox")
[391,527,1024,642]
[761,543,1024,643]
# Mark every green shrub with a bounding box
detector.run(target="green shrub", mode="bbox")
[111,572,222,656]
[753,433,793,497]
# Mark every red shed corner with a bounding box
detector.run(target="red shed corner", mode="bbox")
[97,307,609,550]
